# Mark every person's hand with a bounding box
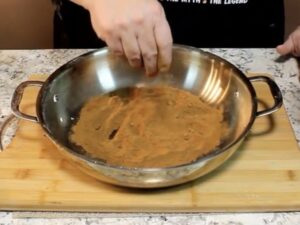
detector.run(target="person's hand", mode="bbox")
[77,0,173,76]
[277,26,300,57]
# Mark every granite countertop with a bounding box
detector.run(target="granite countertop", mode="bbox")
[1,49,300,225]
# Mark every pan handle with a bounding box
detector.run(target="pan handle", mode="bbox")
[249,76,283,117]
[11,81,44,123]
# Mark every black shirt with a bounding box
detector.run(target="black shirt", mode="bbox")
[53,0,285,48]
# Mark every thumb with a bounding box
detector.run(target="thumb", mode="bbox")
[276,36,294,55]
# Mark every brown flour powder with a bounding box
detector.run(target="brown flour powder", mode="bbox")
[69,86,225,168]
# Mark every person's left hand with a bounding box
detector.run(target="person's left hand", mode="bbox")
[277,26,300,57]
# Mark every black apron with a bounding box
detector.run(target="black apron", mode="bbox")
[53,0,284,48]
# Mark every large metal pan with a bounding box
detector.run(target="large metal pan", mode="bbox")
[11,45,282,188]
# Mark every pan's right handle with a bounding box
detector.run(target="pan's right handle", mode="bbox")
[11,81,44,123]
[248,76,283,117]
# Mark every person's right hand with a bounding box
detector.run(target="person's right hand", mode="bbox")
[78,0,173,76]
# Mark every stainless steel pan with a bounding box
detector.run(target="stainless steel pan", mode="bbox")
[11,45,282,188]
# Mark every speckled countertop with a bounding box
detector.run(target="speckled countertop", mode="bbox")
[1,49,300,225]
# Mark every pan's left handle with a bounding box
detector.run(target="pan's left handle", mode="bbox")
[11,81,44,123]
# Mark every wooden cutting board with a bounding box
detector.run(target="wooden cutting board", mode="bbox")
[1,74,300,213]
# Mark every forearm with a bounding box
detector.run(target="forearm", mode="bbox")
[70,0,92,10]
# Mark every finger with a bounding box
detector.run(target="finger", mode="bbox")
[154,15,173,73]
[106,37,124,56]
[137,26,158,76]
[276,36,294,56]
[290,28,300,57]
[120,32,142,68]
[90,17,124,56]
